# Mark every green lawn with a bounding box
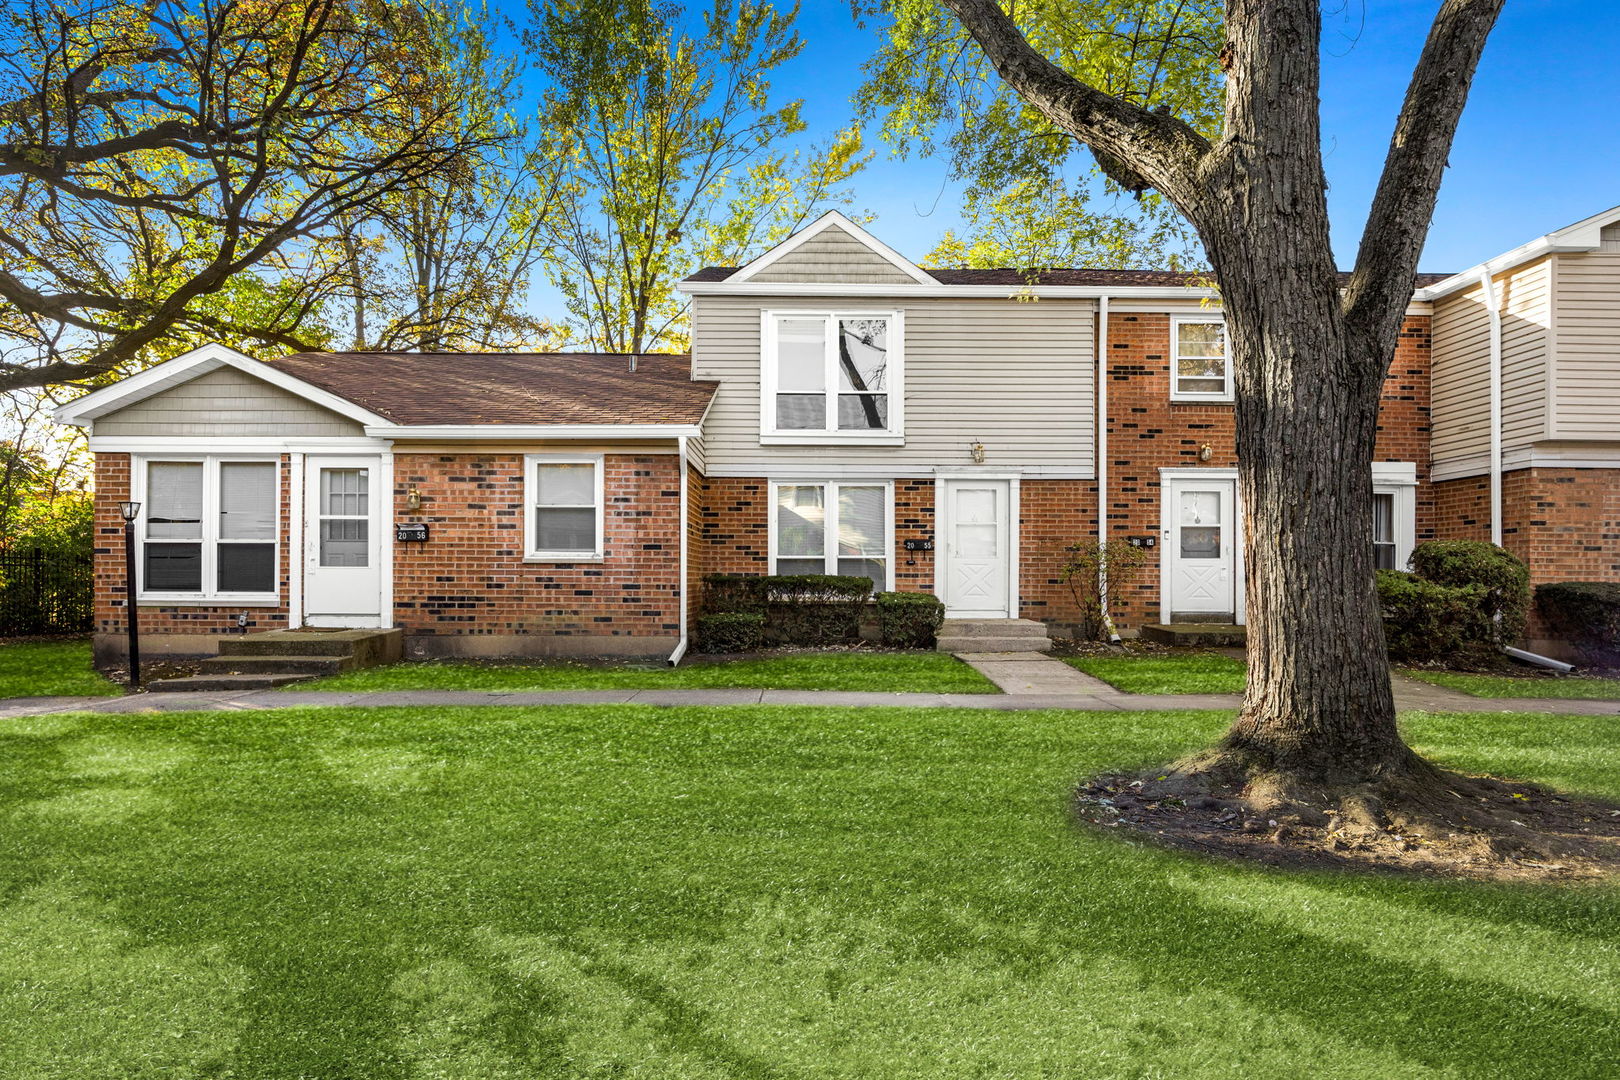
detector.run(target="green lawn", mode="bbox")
[1403,668,1620,700]
[1068,651,1247,694]
[2,703,1616,1078]
[0,639,118,699]
[292,650,997,693]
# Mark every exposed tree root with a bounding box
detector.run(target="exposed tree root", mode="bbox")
[1076,747,1620,881]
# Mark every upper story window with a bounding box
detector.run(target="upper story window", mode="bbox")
[1170,316,1232,402]
[139,457,278,600]
[761,311,904,445]
[524,454,604,561]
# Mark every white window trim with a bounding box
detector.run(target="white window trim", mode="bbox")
[1169,314,1233,403]
[759,309,905,445]
[523,453,606,563]
[766,479,896,592]
[132,454,281,605]
[1371,466,1418,571]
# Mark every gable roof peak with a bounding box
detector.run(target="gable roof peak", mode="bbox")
[728,209,936,285]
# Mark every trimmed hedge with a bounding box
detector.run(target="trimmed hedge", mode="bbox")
[701,573,872,646]
[1376,570,1489,663]
[1408,540,1529,646]
[876,591,945,648]
[695,612,765,653]
[1536,581,1620,667]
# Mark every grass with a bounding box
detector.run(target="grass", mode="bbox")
[1402,668,1620,700]
[1067,650,1247,694]
[2,702,1617,1078]
[291,650,998,693]
[0,639,118,699]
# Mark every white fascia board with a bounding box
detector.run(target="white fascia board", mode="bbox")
[366,423,701,440]
[1415,203,1620,301]
[728,210,936,285]
[54,341,393,428]
[679,280,1217,300]
[700,463,1094,480]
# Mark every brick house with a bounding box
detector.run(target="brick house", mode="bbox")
[57,209,1620,663]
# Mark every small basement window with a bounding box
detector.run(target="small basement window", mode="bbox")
[1170,316,1232,402]
[524,454,604,561]
[139,457,278,600]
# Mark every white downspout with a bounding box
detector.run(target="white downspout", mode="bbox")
[1481,270,1504,546]
[667,435,690,666]
[1096,296,1121,643]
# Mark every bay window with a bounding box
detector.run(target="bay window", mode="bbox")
[762,311,903,442]
[139,457,278,599]
[771,481,891,593]
[1170,316,1232,401]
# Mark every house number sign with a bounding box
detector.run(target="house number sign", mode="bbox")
[395,524,430,542]
[903,538,934,551]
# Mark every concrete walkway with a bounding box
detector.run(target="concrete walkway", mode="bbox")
[0,673,1616,719]
[955,651,1118,695]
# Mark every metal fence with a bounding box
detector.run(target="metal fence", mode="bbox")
[0,549,94,636]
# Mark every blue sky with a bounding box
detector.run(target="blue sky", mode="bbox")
[771,2,1620,275]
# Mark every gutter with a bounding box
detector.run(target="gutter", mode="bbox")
[668,435,690,666]
[1480,270,1504,546]
[1095,296,1121,643]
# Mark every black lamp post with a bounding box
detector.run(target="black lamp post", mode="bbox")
[119,500,141,689]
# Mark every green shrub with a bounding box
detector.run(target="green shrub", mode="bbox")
[1535,581,1620,667]
[876,591,945,648]
[701,574,769,615]
[696,612,765,653]
[1408,540,1529,646]
[699,573,873,646]
[1376,569,1490,663]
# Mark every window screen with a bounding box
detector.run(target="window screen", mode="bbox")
[532,461,599,555]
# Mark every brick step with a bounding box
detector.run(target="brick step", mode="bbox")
[198,654,356,676]
[938,634,1053,654]
[939,619,1049,637]
[1140,623,1247,647]
[146,672,316,692]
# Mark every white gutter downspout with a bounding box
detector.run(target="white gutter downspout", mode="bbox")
[1096,296,1122,643]
[668,435,690,666]
[1481,270,1504,547]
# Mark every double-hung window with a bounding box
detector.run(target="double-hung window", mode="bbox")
[771,481,891,593]
[762,311,903,443]
[1170,316,1232,401]
[140,458,279,600]
[524,454,604,561]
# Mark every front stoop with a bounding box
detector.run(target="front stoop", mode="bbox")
[936,618,1052,654]
[147,628,404,692]
[1140,623,1247,647]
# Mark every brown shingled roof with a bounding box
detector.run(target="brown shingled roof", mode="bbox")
[684,266,1454,288]
[265,351,715,427]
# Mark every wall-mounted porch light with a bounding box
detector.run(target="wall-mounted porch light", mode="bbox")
[968,440,986,464]
[405,487,423,512]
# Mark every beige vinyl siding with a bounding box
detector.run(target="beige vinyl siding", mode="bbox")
[1429,258,1552,470]
[691,294,1095,475]
[1550,249,1620,439]
[96,367,365,437]
[747,226,921,285]
[685,432,706,474]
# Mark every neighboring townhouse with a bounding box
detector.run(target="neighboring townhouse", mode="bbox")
[56,209,1620,665]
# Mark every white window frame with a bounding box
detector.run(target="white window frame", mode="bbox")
[1169,315,1233,403]
[759,309,905,446]
[523,453,605,562]
[1371,463,1418,571]
[132,454,281,605]
[767,479,896,592]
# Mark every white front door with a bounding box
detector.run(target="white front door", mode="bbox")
[942,479,1012,617]
[1166,477,1236,620]
[304,456,384,626]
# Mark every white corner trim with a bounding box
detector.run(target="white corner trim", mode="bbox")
[729,210,935,285]
[55,342,392,428]
[366,423,700,440]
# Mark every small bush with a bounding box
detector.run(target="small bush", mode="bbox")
[699,573,873,646]
[876,591,945,648]
[1536,581,1620,667]
[1408,540,1529,646]
[702,574,768,615]
[1377,569,1490,663]
[696,612,765,653]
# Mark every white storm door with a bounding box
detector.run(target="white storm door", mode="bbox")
[1167,478,1235,618]
[944,479,1011,617]
[304,456,383,626]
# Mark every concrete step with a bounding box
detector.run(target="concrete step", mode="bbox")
[199,654,355,676]
[939,619,1049,637]
[1140,623,1247,647]
[938,634,1054,654]
[146,672,316,692]
[217,628,403,663]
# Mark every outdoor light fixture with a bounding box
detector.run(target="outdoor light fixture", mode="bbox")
[1198,443,1214,462]
[406,487,423,512]
[969,440,986,464]
[120,501,141,689]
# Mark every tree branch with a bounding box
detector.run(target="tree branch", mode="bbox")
[1342,0,1505,338]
